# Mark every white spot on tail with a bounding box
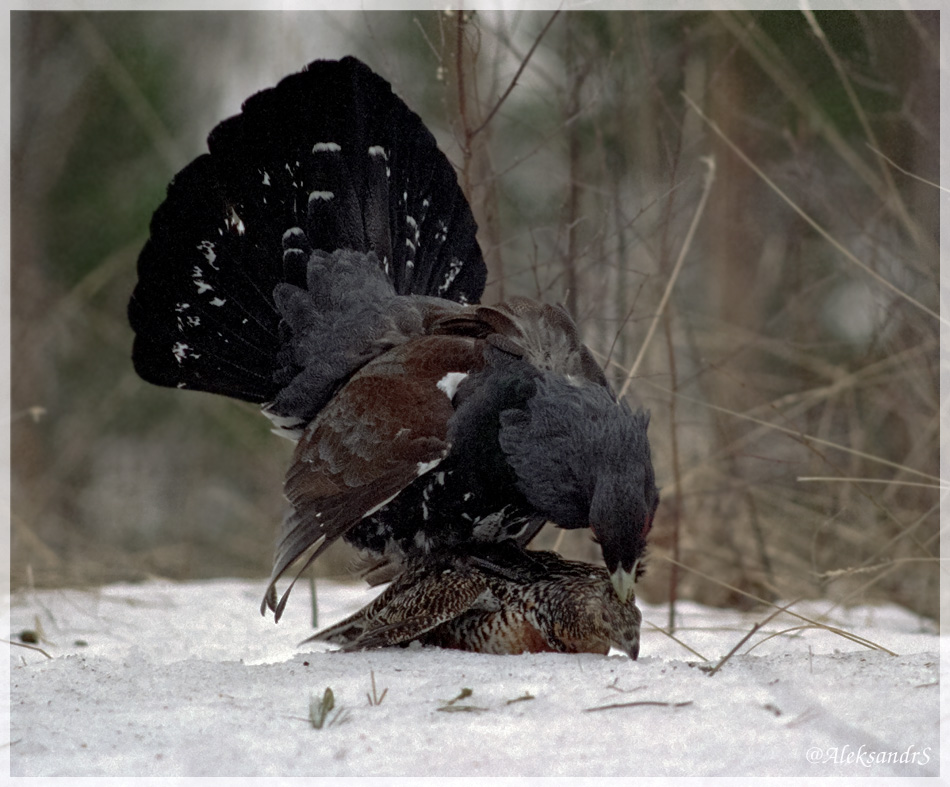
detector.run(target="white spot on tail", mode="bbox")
[282,227,305,244]
[227,206,245,235]
[197,240,217,266]
[172,342,198,364]
[438,257,464,295]
[437,372,468,400]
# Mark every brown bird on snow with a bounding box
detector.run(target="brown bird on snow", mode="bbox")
[304,550,642,659]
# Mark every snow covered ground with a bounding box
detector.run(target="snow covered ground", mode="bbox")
[6,577,942,779]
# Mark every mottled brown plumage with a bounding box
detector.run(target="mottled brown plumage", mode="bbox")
[305,550,642,659]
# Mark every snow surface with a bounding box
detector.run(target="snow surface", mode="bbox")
[7,578,942,779]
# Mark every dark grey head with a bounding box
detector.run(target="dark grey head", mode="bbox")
[498,371,659,601]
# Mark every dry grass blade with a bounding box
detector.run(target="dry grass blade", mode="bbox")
[800,9,924,255]
[705,623,760,677]
[618,155,716,399]
[442,687,473,706]
[718,7,929,255]
[797,477,948,491]
[866,143,949,194]
[309,687,335,730]
[642,619,707,662]
[437,705,489,713]
[681,91,943,326]
[742,624,826,655]
[642,382,940,484]
[438,687,485,712]
[816,561,901,580]
[707,598,802,676]
[661,556,898,657]
[584,700,693,713]
[4,639,52,659]
[366,670,388,706]
[309,575,318,629]
[471,9,561,139]
[822,532,940,616]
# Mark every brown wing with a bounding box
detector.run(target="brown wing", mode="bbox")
[263,334,483,620]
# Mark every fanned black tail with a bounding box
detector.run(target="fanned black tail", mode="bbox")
[129,56,485,409]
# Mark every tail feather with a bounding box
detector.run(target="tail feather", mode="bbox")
[129,155,283,402]
[130,56,485,406]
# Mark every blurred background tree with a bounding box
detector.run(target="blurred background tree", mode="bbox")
[10,9,939,622]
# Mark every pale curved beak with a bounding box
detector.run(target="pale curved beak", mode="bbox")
[609,559,639,603]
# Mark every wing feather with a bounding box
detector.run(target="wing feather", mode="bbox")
[305,563,491,649]
[262,334,482,619]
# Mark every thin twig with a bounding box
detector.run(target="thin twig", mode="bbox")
[706,624,761,677]
[470,10,561,139]
[636,381,941,484]
[801,8,921,252]
[642,620,707,662]
[618,155,715,399]
[309,687,336,729]
[797,476,949,490]
[663,305,682,633]
[681,91,944,327]
[4,639,52,659]
[742,624,820,655]
[660,556,898,656]
[584,700,693,713]
[309,574,318,629]
[707,598,801,676]
[367,670,388,706]
[865,143,948,193]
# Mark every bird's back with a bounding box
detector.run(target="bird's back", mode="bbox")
[309,550,642,659]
